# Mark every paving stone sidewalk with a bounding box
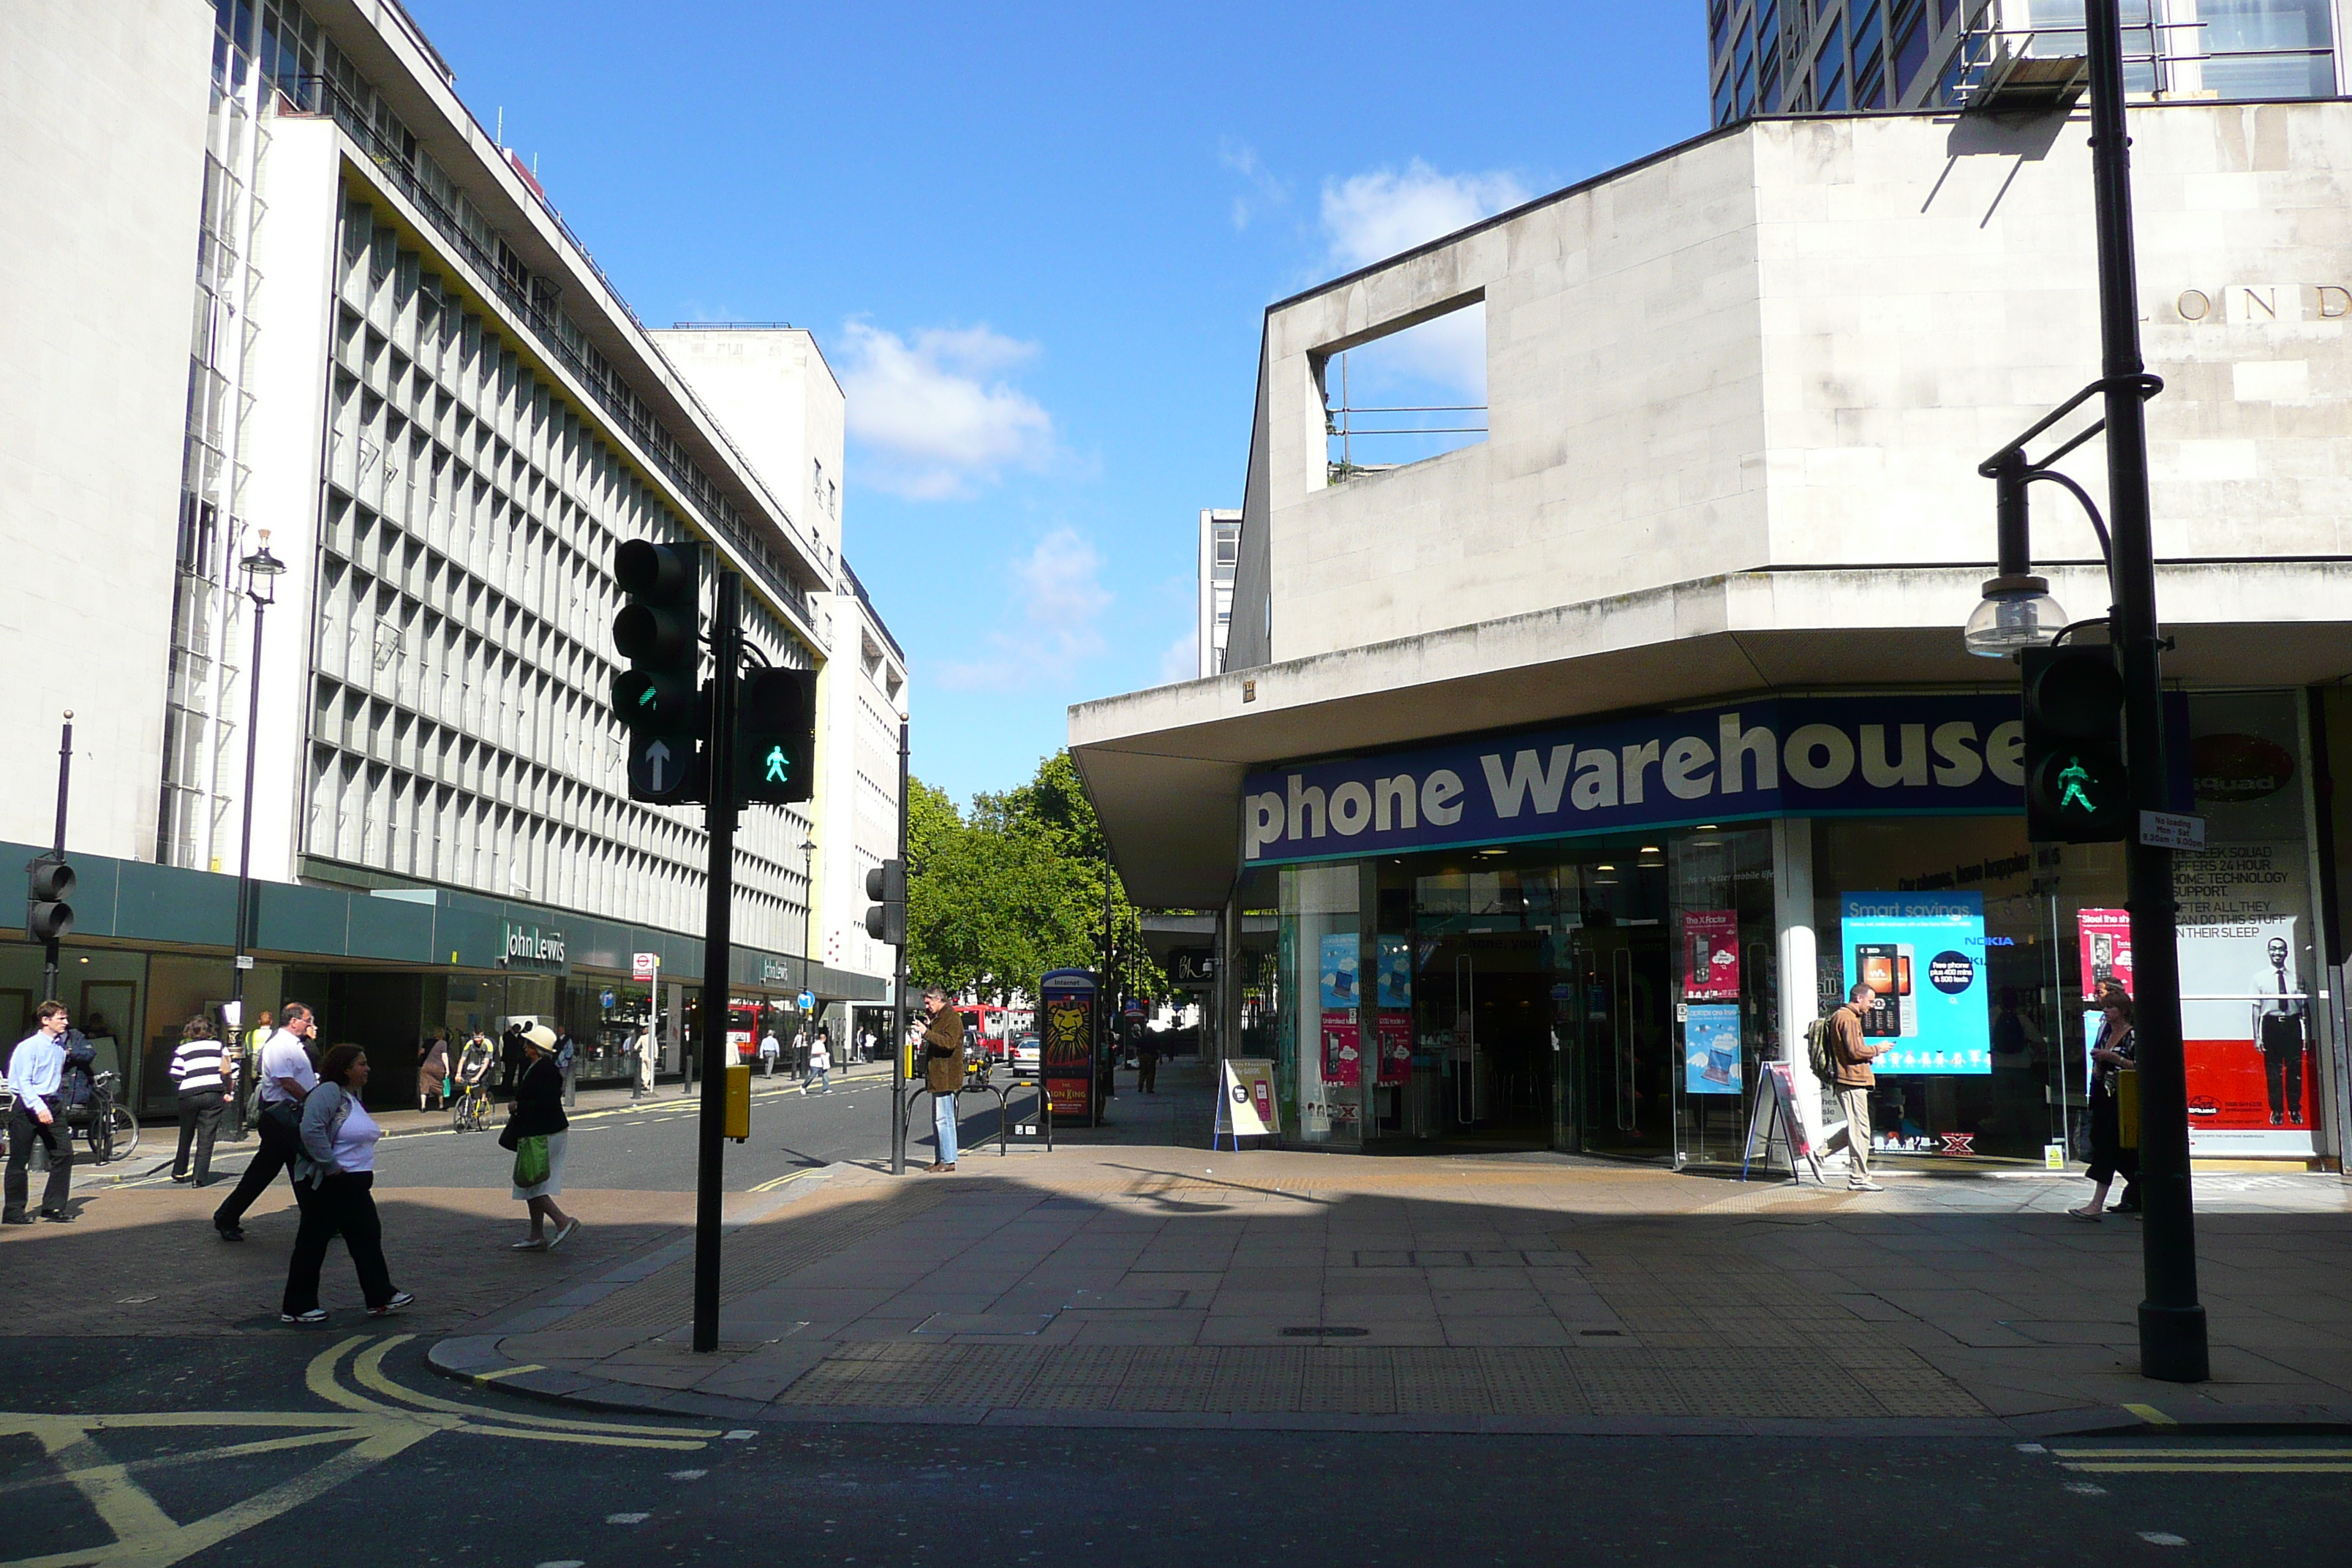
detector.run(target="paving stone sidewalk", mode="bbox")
[431,1117,2352,1436]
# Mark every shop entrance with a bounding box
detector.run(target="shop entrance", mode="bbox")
[1563,920,1676,1159]
[1413,932,1556,1149]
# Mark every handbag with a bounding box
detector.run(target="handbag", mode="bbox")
[511,1134,551,1188]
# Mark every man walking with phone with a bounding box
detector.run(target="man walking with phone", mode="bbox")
[1829,981,1889,1193]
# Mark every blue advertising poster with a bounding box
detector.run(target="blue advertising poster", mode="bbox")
[1319,933,1361,1010]
[1684,1003,1742,1094]
[1839,893,1992,1074]
[1376,936,1413,1009]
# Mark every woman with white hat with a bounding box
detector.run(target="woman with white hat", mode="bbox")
[503,1022,580,1251]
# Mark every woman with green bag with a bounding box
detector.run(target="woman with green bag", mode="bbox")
[502,1024,578,1251]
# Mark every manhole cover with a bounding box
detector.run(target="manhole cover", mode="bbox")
[1281,1325,1369,1338]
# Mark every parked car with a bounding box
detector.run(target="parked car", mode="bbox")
[1010,1034,1041,1076]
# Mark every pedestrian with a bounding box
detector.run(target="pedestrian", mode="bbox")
[238,1010,274,1126]
[791,1026,810,1084]
[1137,1028,1160,1095]
[1828,981,1889,1193]
[280,1044,412,1324]
[418,1028,450,1114]
[4,1000,81,1225]
[498,1024,526,1094]
[759,1025,781,1078]
[504,1024,581,1252]
[169,1014,235,1186]
[2071,988,2141,1221]
[213,1002,320,1241]
[804,1030,832,1095]
[633,1024,655,1098]
[919,987,962,1173]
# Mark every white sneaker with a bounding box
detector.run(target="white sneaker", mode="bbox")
[1848,1180,1885,1193]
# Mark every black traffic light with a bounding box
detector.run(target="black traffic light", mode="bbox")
[736,667,818,806]
[26,854,75,942]
[2021,644,2129,843]
[864,858,907,945]
[611,539,704,805]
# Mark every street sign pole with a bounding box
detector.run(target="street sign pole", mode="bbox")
[889,712,909,1177]
[691,568,741,1355]
[2085,0,2206,1382]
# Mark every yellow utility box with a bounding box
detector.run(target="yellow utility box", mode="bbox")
[725,1062,752,1142]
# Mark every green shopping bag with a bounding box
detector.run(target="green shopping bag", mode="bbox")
[512,1134,551,1188]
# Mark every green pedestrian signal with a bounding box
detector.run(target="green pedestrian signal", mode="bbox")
[736,667,817,806]
[2020,645,2128,843]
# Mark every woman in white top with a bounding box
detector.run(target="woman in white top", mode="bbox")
[280,1044,413,1324]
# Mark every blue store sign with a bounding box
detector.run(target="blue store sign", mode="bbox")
[1243,695,2044,867]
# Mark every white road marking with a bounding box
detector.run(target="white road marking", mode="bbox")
[606,1512,651,1524]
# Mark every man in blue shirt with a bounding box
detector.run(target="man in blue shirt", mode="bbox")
[5,1000,79,1224]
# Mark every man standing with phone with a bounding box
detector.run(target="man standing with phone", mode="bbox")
[4,1001,80,1224]
[212,1002,320,1241]
[1829,981,1890,1193]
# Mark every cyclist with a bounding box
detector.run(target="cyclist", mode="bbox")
[453,1032,495,1129]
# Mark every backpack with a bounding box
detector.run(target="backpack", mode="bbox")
[1805,1014,1838,1082]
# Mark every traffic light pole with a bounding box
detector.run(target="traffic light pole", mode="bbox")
[42,713,72,1003]
[2084,0,2206,1383]
[889,713,908,1177]
[691,568,742,1355]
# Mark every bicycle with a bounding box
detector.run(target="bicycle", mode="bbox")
[71,1072,140,1164]
[450,1079,494,1133]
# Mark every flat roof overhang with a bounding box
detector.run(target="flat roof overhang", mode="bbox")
[1070,562,2352,908]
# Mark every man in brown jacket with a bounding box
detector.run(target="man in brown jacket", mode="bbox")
[920,987,964,1172]
[1830,981,1889,1192]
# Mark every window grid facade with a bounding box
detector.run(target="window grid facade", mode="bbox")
[309,194,812,952]
[160,0,826,912]
[1710,1,2342,124]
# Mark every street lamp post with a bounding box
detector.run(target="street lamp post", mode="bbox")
[1964,0,2206,1383]
[227,532,286,1140]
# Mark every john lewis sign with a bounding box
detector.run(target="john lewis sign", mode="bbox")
[1242,696,2029,866]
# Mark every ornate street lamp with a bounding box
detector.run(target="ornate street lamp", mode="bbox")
[227,531,284,1137]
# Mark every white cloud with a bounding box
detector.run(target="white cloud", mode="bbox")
[1157,625,1199,685]
[1320,159,1529,271]
[1221,137,1289,231]
[840,321,1055,500]
[937,529,1112,693]
[1318,161,1529,402]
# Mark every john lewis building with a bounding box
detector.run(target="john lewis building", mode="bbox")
[0,0,901,1108]
[1071,102,2352,1171]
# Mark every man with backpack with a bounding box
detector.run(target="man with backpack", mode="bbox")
[1824,981,1890,1192]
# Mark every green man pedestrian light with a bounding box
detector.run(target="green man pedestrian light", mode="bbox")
[2020,644,2129,842]
[736,667,817,806]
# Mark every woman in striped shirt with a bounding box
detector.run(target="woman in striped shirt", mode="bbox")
[169,1014,235,1186]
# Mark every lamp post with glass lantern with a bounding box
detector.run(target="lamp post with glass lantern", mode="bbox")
[1963,0,2206,1383]
[227,532,285,1138]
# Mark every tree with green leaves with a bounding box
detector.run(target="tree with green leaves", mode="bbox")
[905,751,1164,1004]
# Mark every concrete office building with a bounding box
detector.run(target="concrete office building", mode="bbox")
[1071,101,2352,1172]
[0,0,899,1110]
[1199,509,1242,679]
[1706,1,2348,124]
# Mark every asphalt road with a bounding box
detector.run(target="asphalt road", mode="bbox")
[4,1330,2348,1567]
[97,1068,1044,1195]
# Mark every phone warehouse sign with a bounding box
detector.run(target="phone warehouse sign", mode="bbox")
[1242,696,2042,867]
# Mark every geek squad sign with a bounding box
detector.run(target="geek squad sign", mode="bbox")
[1242,696,2032,867]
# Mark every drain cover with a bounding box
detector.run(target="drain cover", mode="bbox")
[1281,1325,1369,1338]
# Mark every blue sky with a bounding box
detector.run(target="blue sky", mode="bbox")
[402,1,1708,808]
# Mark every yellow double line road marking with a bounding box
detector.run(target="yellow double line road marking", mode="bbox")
[2056,1448,2352,1474]
[748,1169,823,1194]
